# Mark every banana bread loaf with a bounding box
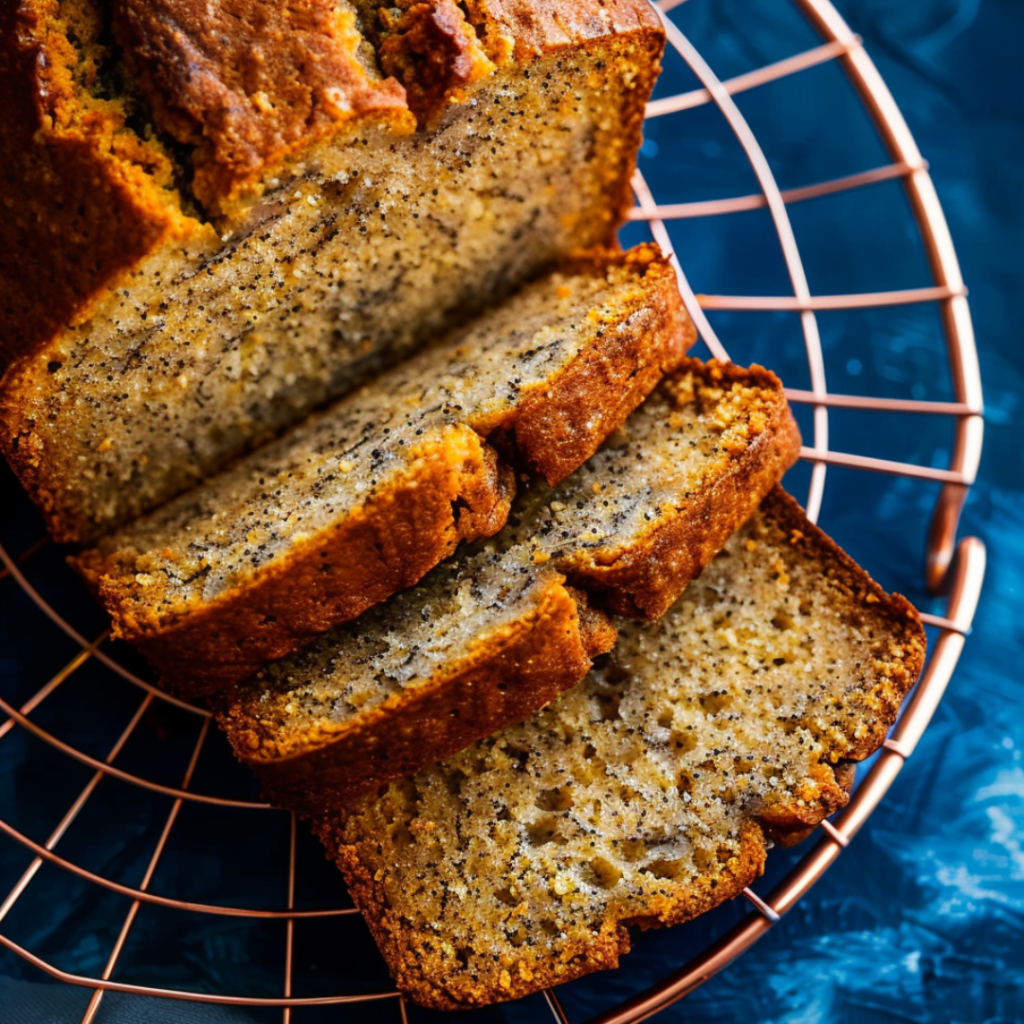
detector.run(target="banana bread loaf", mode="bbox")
[0,0,663,543]
[215,360,800,809]
[73,247,693,696]
[314,488,926,1010]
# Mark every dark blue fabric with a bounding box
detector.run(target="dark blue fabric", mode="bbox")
[2,1,1022,1021]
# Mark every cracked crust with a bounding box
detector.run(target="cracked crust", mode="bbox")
[0,0,660,365]
[375,1,497,125]
[111,0,661,208]
[110,0,414,210]
[314,488,926,1010]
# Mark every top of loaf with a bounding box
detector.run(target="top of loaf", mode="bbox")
[4,0,660,213]
[0,0,662,370]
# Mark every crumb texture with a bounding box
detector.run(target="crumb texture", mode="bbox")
[240,546,558,736]
[2,0,663,543]
[74,247,687,693]
[318,488,926,1010]
[217,359,797,808]
[510,361,802,616]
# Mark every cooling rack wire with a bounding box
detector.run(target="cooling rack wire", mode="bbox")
[0,0,986,1021]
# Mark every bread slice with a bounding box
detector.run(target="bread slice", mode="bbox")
[1,0,663,543]
[72,247,692,697]
[313,488,926,1010]
[214,360,800,810]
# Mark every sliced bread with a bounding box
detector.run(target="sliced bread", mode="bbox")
[1,0,663,543]
[313,487,926,1009]
[73,247,692,696]
[215,360,801,809]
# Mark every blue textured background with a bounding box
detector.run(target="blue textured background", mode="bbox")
[2,1,1022,1021]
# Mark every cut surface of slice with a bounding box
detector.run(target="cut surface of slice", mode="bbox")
[215,360,800,808]
[73,246,691,695]
[1,0,663,543]
[515,363,806,618]
[314,488,926,1010]
[217,545,619,812]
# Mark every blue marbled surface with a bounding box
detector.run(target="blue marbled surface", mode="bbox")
[2,1,1022,1021]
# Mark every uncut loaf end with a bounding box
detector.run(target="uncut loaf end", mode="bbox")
[73,246,693,696]
[315,488,926,1010]
[215,360,801,811]
[1,0,663,543]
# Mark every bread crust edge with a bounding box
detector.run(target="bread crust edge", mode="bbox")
[217,575,615,813]
[72,425,514,697]
[564,361,803,619]
[321,487,928,1010]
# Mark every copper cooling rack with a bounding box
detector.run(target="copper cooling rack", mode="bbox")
[0,0,986,1021]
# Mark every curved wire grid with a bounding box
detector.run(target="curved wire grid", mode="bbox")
[0,0,986,1020]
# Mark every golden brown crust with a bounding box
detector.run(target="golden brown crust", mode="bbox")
[73,426,513,697]
[111,0,413,210]
[376,1,496,125]
[316,487,927,1010]
[0,0,185,369]
[499,248,696,485]
[319,817,766,1011]
[769,761,857,848]
[464,0,661,61]
[0,0,663,373]
[563,361,803,619]
[220,576,614,815]
[111,0,662,209]
[567,585,619,657]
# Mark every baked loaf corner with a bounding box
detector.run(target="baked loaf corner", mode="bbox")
[1,0,664,543]
[314,487,926,1009]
